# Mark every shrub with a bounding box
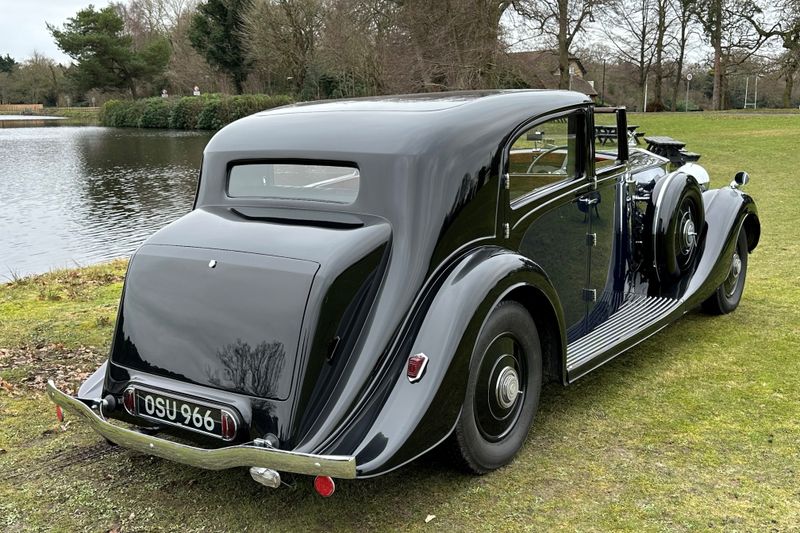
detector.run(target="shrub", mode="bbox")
[99,99,146,127]
[101,93,295,130]
[99,100,121,125]
[138,97,176,128]
[169,95,208,129]
[196,95,230,130]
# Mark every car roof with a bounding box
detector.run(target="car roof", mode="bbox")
[205,90,592,159]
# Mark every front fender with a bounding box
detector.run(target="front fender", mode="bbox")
[347,246,563,477]
[684,187,759,307]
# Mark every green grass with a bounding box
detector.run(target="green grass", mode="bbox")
[1,113,799,531]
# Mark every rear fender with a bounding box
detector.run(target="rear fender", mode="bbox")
[684,187,759,307]
[348,247,564,477]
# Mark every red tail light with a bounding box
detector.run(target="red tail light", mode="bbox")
[55,405,64,422]
[220,410,237,441]
[314,475,336,497]
[407,353,429,383]
[122,388,136,415]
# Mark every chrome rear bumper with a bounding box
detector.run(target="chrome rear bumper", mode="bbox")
[46,380,357,479]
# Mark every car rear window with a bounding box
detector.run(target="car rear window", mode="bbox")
[227,162,359,203]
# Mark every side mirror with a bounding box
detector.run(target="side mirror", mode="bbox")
[730,171,750,189]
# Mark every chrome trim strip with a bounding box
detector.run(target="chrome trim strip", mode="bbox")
[46,380,357,479]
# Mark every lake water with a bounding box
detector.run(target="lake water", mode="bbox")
[0,125,212,279]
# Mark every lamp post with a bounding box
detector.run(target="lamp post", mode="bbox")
[685,73,692,112]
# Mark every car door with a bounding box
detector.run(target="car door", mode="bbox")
[503,107,598,341]
[584,108,630,335]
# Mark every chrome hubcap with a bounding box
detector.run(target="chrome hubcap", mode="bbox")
[731,252,742,279]
[495,366,520,409]
[680,216,697,255]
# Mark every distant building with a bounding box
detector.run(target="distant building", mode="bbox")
[507,51,598,101]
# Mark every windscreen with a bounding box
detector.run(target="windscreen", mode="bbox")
[228,162,359,203]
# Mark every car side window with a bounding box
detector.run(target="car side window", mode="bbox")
[508,111,582,203]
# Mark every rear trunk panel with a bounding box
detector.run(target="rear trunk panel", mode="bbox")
[111,244,319,401]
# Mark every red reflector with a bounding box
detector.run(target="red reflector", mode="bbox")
[407,353,429,383]
[55,405,63,422]
[220,410,236,441]
[122,388,136,415]
[314,475,336,497]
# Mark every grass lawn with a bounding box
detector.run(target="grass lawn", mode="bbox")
[1,112,799,531]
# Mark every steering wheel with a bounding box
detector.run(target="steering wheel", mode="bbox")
[526,145,570,174]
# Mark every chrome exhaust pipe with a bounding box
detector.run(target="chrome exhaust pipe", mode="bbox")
[249,466,281,488]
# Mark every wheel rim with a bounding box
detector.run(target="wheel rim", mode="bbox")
[674,196,699,271]
[722,251,743,298]
[474,333,526,442]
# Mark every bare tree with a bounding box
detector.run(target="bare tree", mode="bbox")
[741,0,800,107]
[514,0,599,89]
[243,0,325,94]
[390,1,514,91]
[668,0,695,110]
[598,0,656,104]
[693,0,774,109]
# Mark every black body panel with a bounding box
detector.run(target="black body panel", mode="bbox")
[81,90,759,478]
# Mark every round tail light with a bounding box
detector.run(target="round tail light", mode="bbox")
[314,476,336,497]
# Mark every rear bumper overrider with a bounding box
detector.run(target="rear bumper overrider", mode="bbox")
[46,380,357,479]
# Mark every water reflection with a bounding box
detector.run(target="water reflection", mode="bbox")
[0,126,211,278]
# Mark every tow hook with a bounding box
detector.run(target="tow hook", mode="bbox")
[249,436,282,489]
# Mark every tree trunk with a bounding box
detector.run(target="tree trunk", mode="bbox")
[557,0,570,89]
[712,43,722,110]
[671,54,684,111]
[710,0,723,110]
[784,70,795,108]
[671,11,688,111]
[653,0,667,108]
[784,76,794,108]
[720,56,728,109]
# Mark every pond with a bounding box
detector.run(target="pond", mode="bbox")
[0,125,212,279]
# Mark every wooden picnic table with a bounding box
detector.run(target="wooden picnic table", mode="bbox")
[594,124,644,145]
[644,135,700,166]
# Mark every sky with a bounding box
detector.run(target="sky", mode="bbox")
[0,0,113,64]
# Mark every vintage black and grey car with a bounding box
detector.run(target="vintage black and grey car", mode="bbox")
[48,90,759,495]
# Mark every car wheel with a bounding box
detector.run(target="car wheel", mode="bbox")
[454,301,542,474]
[651,174,704,281]
[702,228,749,315]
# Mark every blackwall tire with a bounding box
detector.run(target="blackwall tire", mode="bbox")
[652,174,704,281]
[454,301,542,474]
[702,228,749,315]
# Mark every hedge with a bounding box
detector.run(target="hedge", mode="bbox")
[100,94,295,130]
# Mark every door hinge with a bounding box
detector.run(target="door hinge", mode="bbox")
[582,288,597,302]
[586,233,597,247]
[503,223,510,239]
[503,173,510,190]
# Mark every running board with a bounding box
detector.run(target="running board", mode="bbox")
[566,294,679,376]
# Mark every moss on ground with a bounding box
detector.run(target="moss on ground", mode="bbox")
[1,113,799,531]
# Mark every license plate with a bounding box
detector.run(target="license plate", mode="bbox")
[132,388,236,440]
